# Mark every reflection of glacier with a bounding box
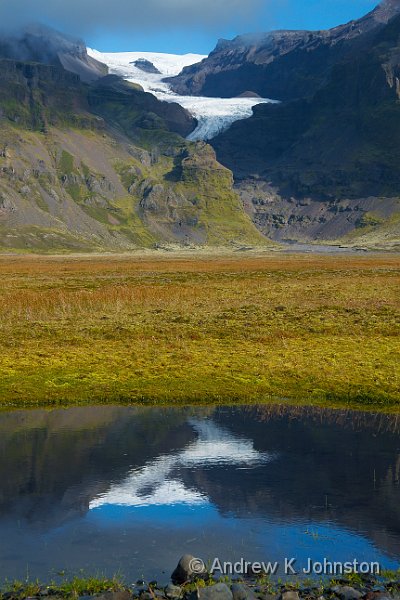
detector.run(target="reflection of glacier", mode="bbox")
[87,49,278,140]
[90,419,275,509]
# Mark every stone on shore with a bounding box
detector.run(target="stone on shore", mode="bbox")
[198,583,233,600]
[281,592,300,600]
[93,592,132,600]
[231,583,258,600]
[165,584,183,599]
[171,555,207,584]
[331,587,364,600]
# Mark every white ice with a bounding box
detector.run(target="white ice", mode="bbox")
[88,49,277,140]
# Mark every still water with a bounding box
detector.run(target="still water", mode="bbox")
[0,405,399,582]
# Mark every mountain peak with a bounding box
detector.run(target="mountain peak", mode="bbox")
[0,23,108,83]
[370,0,400,23]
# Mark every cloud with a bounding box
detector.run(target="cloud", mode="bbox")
[0,0,265,36]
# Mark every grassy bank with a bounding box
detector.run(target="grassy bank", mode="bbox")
[0,253,399,408]
[2,570,400,599]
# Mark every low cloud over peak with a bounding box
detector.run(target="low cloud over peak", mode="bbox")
[0,0,265,37]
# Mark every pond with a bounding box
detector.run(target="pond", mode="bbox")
[0,405,399,583]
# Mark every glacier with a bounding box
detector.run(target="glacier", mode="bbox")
[88,49,278,141]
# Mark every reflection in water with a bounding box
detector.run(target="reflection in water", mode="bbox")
[0,405,399,581]
[90,419,273,509]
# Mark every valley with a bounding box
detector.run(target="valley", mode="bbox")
[88,48,276,141]
[0,252,398,408]
[0,0,399,588]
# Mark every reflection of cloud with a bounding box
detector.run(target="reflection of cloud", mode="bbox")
[90,419,275,509]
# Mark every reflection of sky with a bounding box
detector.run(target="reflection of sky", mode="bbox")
[80,416,400,579]
[1,411,400,583]
[90,419,274,509]
[82,503,400,577]
[1,499,398,583]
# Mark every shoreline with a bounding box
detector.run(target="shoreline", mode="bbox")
[2,568,399,600]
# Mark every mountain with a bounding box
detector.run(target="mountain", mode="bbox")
[0,24,108,83]
[0,28,267,252]
[166,0,400,101]
[206,2,400,246]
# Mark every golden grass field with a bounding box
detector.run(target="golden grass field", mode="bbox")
[0,251,399,409]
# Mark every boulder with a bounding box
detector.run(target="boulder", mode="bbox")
[171,555,206,584]
[231,583,257,600]
[281,592,300,600]
[165,584,182,599]
[331,586,363,600]
[198,584,233,600]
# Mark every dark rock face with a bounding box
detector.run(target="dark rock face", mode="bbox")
[0,57,90,129]
[166,0,400,100]
[0,24,108,83]
[236,179,400,242]
[212,12,400,205]
[131,58,161,74]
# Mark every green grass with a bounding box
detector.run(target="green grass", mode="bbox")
[0,253,399,409]
[58,150,75,176]
[1,575,124,599]
[1,570,399,598]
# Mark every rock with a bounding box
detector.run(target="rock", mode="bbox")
[171,554,206,584]
[231,583,257,600]
[331,586,363,600]
[198,584,233,600]
[94,592,132,600]
[281,593,300,600]
[165,584,182,599]
[132,587,148,598]
[131,59,161,75]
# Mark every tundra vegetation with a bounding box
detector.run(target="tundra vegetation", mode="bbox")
[0,253,398,408]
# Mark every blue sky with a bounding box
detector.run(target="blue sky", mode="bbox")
[1,0,380,55]
[86,0,379,54]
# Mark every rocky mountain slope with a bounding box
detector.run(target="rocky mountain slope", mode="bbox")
[0,24,108,83]
[167,0,400,101]
[204,2,400,246]
[0,28,266,252]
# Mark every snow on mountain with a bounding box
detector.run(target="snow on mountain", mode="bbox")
[88,48,277,140]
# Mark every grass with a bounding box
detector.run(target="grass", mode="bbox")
[1,575,124,599]
[1,570,399,598]
[0,252,399,409]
